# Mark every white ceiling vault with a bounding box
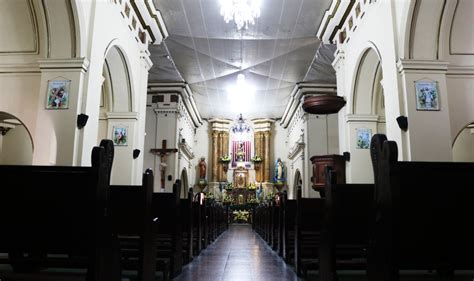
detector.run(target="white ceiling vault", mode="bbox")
[150,0,335,120]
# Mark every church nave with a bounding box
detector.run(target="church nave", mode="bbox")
[173,224,297,281]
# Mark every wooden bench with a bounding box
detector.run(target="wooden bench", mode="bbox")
[110,169,156,281]
[281,192,296,263]
[0,143,120,281]
[295,187,324,276]
[152,181,183,279]
[368,134,474,281]
[180,189,194,264]
[319,167,374,281]
[192,193,204,255]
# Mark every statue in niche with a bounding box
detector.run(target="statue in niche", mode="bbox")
[198,157,206,179]
[274,158,285,183]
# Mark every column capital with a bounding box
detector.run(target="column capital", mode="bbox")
[38,58,90,73]
[397,59,449,74]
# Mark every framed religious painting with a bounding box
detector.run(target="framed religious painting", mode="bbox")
[415,80,440,111]
[113,126,128,146]
[46,79,70,109]
[356,128,371,149]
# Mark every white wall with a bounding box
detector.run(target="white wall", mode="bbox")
[0,125,33,165]
[0,0,155,186]
[319,0,473,185]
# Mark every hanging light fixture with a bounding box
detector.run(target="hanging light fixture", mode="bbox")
[219,0,261,30]
[227,73,256,112]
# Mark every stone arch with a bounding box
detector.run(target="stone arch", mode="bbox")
[0,0,80,59]
[352,47,383,115]
[346,47,386,183]
[406,0,474,62]
[103,44,133,112]
[98,44,135,184]
[0,112,34,165]
[452,121,474,162]
[180,168,190,199]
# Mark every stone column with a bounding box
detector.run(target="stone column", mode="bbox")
[209,119,232,186]
[254,132,263,182]
[211,131,219,182]
[263,131,271,182]
[33,58,89,166]
[222,131,229,181]
[397,59,452,161]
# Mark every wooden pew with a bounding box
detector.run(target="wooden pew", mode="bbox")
[272,195,282,252]
[368,134,474,281]
[319,167,374,281]
[192,193,203,256]
[110,169,156,281]
[152,181,183,279]
[281,191,296,263]
[295,187,324,276]
[180,188,194,264]
[0,143,120,281]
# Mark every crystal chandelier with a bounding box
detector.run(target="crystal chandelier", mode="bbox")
[219,0,261,30]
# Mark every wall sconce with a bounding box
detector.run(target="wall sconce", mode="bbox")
[342,151,351,162]
[396,116,408,131]
[0,126,11,136]
[133,149,141,159]
[77,114,89,129]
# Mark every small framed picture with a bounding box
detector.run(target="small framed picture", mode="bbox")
[415,80,440,111]
[113,127,128,146]
[356,128,372,149]
[46,80,70,109]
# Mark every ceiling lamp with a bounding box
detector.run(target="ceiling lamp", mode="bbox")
[227,73,255,112]
[219,0,261,30]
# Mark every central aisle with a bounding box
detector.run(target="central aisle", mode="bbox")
[173,224,299,281]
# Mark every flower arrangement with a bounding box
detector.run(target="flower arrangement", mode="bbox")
[225,182,233,190]
[250,155,263,163]
[223,194,234,204]
[220,154,231,163]
[248,198,259,204]
[247,182,256,190]
[233,210,249,223]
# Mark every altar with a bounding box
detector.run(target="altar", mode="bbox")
[233,166,249,188]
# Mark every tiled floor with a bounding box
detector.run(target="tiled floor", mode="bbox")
[173,224,298,281]
[175,224,474,281]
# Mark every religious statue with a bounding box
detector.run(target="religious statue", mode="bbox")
[159,154,168,190]
[198,157,207,179]
[256,183,263,201]
[274,158,285,183]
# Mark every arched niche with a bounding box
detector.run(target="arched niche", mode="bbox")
[0,112,34,165]
[452,122,474,162]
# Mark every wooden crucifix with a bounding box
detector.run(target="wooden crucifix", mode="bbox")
[150,140,178,190]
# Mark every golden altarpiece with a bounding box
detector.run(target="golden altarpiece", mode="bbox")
[208,116,274,203]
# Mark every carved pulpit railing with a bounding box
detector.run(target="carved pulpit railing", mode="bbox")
[150,139,178,190]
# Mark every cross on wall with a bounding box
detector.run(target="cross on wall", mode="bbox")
[150,139,178,189]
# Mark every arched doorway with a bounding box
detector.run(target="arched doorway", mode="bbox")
[180,168,189,199]
[453,122,474,162]
[347,48,386,183]
[0,112,34,165]
[290,169,302,200]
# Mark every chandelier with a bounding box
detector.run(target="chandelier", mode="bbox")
[219,0,261,30]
